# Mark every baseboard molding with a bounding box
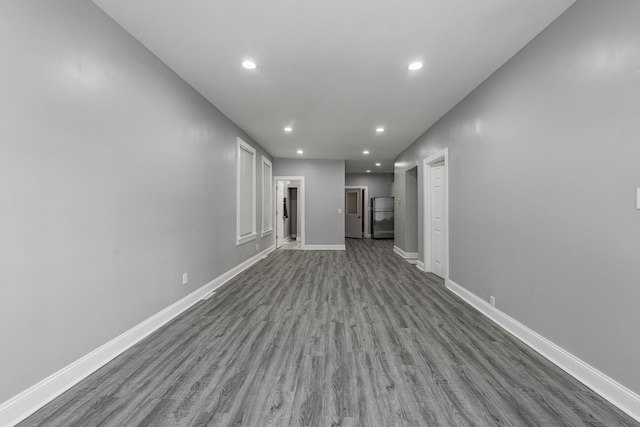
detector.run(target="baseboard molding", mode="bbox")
[393,246,418,264]
[0,245,276,427]
[303,244,346,251]
[446,279,640,423]
[365,233,372,238]
[416,260,425,271]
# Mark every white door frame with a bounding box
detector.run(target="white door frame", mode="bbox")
[274,176,306,249]
[345,186,369,237]
[423,148,449,282]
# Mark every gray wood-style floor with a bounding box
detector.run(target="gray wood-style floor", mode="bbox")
[19,239,637,426]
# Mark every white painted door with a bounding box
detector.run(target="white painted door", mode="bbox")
[345,189,362,238]
[430,165,445,278]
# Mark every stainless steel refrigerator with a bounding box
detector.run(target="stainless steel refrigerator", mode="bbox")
[371,197,394,239]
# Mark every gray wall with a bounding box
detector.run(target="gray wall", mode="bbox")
[394,1,640,393]
[0,0,273,403]
[274,159,345,246]
[344,173,394,200]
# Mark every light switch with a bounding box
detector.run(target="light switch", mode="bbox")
[338,208,342,214]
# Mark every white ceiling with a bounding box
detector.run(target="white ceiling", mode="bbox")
[93,0,574,173]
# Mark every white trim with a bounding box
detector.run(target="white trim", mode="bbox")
[274,176,305,249]
[393,245,418,264]
[201,291,216,300]
[393,245,418,259]
[365,233,371,238]
[416,260,426,271]
[423,148,450,281]
[261,156,273,237]
[345,186,369,239]
[0,245,276,427]
[446,279,640,423]
[304,245,346,251]
[236,137,257,246]
[236,233,257,246]
[396,160,419,173]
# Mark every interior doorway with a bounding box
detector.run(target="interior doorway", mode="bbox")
[423,148,449,280]
[275,176,305,250]
[405,167,419,260]
[345,186,369,238]
[345,188,362,238]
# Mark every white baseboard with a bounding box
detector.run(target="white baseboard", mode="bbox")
[0,245,276,427]
[393,246,418,264]
[416,260,425,271]
[303,244,346,250]
[446,279,640,423]
[365,233,372,238]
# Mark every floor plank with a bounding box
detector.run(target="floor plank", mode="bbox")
[18,239,637,426]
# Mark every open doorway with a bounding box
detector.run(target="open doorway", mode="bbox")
[275,176,305,250]
[404,166,419,263]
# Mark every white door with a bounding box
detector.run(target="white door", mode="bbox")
[430,165,445,278]
[345,189,362,238]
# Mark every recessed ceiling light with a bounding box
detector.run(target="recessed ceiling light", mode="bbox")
[407,62,423,71]
[376,127,385,133]
[242,60,257,70]
[375,162,381,166]
[284,126,293,132]
[366,170,372,173]
[363,150,370,155]
[296,149,303,154]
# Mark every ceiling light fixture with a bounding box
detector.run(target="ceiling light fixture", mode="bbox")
[284,126,293,132]
[376,127,385,133]
[366,170,372,173]
[375,162,381,166]
[363,150,370,155]
[242,60,257,70]
[296,149,303,154]
[407,62,423,71]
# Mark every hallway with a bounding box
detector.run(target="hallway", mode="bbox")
[20,239,636,426]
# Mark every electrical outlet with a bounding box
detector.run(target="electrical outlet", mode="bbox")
[182,273,188,285]
[490,296,496,307]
